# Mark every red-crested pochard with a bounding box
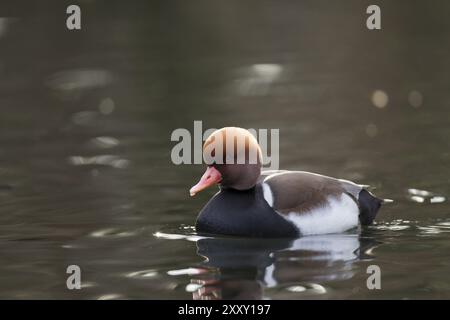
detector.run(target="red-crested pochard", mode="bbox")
[190,127,382,238]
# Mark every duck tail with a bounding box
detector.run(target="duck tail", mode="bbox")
[358,189,383,225]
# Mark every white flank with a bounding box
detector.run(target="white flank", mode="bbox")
[262,182,274,207]
[283,194,359,235]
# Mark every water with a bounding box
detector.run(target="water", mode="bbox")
[0,1,449,299]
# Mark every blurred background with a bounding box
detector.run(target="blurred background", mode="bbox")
[0,0,449,299]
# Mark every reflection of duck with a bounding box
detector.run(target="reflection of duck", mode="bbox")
[191,234,378,300]
[190,127,383,238]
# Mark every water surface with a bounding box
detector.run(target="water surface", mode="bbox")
[0,1,449,299]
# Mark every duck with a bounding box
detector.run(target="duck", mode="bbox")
[190,127,382,238]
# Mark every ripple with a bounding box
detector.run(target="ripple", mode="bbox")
[90,136,119,148]
[179,225,196,232]
[126,269,158,279]
[372,219,412,231]
[417,226,442,235]
[408,188,432,197]
[0,18,13,38]
[186,283,203,293]
[407,188,446,204]
[410,195,425,203]
[90,228,138,238]
[418,221,450,236]
[153,232,205,242]
[97,294,123,300]
[61,244,78,249]
[284,283,327,295]
[234,64,283,96]
[81,282,97,288]
[71,111,98,125]
[286,285,306,293]
[374,219,450,237]
[68,155,130,169]
[153,225,206,242]
[430,196,446,204]
[46,69,113,92]
[167,268,206,276]
[436,221,450,228]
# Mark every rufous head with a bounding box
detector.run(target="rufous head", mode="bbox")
[190,127,262,196]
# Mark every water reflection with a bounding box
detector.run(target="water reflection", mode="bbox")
[0,18,12,38]
[371,90,389,109]
[234,64,283,96]
[98,97,115,115]
[190,234,378,300]
[126,270,158,279]
[46,69,113,93]
[408,90,423,108]
[97,293,124,300]
[418,221,450,236]
[407,188,446,204]
[90,227,139,238]
[0,0,449,299]
[71,111,99,126]
[68,155,130,169]
[90,136,120,149]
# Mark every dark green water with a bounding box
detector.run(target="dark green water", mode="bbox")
[0,1,449,299]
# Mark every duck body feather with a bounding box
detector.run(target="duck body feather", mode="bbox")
[196,170,382,238]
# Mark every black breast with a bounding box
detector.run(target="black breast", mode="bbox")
[195,184,299,238]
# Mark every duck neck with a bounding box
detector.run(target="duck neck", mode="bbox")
[220,185,257,194]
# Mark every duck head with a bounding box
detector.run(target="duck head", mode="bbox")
[190,127,263,196]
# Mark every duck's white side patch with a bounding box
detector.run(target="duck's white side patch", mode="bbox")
[283,194,359,236]
[262,182,274,207]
